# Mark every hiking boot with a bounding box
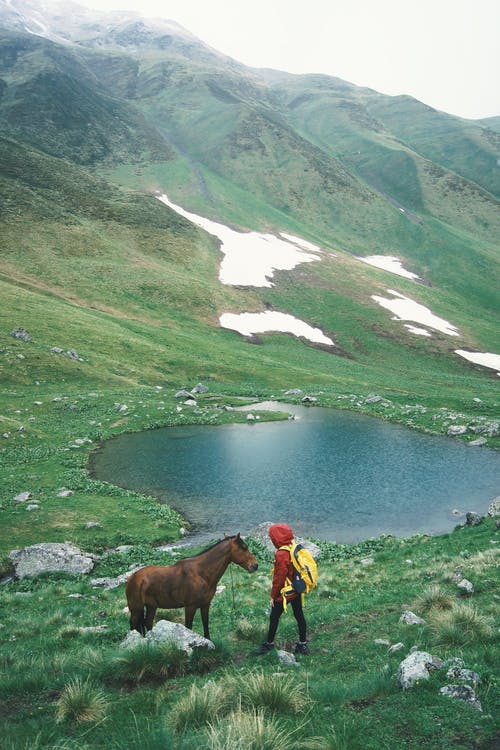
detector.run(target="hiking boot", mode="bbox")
[294,641,309,655]
[254,642,274,655]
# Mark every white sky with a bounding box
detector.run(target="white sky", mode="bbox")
[77,0,499,120]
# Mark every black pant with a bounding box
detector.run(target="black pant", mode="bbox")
[267,596,307,643]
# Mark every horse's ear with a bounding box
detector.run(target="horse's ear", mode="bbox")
[236,532,240,539]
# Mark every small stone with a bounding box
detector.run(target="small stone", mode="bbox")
[184,399,197,407]
[14,492,33,503]
[487,496,500,517]
[85,521,101,529]
[465,512,483,526]
[361,557,374,565]
[399,611,426,625]
[457,578,474,594]
[57,489,74,498]
[277,649,299,667]
[374,639,390,645]
[389,642,405,653]
[25,504,40,511]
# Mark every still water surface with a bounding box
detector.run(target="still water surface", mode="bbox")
[90,404,500,543]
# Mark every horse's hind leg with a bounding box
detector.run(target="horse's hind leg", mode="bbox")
[184,605,197,632]
[129,607,146,635]
[144,605,157,632]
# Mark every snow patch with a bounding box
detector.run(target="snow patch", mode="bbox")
[358,255,420,280]
[371,290,459,336]
[455,350,500,376]
[156,193,321,287]
[220,311,334,346]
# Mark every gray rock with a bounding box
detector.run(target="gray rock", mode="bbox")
[284,389,303,396]
[457,578,474,594]
[398,650,443,689]
[10,328,31,342]
[465,512,483,526]
[374,639,390,646]
[301,396,317,404]
[120,619,214,654]
[184,399,197,407]
[467,437,487,447]
[487,496,500,517]
[9,542,96,578]
[191,383,209,394]
[277,649,299,667]
[175,390,192,399]
[365,395,383,404]
[446,666,481,685]
[14,492,33,503]
[91,567,140,590]
[439,684,482,711]
[25,504,39,511]
[399,611,426,625]
[469,422,499,437]
[51,347,64,354]
[447,425,467,436]
[360,557,375,566]
[85,521,102,529]
[388,642,405,653]
[57,489,74,498]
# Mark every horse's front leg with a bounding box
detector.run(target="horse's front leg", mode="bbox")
[200,605,210,640]
[184,604,197,631]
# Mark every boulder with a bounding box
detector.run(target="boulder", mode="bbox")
[9,542,96,578]
[175,390,192,399]
[487,496,500,517]
[120,619,214,654]
[439,684,482,711]
[398,650,443,689]
[465,512,483,526]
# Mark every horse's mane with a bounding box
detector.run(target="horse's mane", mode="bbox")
[191,535,239,558]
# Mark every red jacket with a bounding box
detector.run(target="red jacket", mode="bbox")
[269,523,297,601]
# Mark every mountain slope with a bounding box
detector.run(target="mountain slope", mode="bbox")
[0,0,498,413]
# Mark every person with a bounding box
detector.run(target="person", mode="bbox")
[255,523,308,655]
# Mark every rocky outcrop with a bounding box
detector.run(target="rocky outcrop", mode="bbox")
[9,542,97,578]
[120,619,214,654]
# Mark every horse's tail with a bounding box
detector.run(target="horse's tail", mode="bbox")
[126,571,147,635]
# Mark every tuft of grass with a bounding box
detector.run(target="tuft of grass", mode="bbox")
[169,682,230,734]
[204,707,304,750]
[429,601,495,646]
[412,584,454,613]
[231,670,311,715]
[111,642,188,684]
[55,677,108,724]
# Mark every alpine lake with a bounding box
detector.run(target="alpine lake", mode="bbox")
[89,403,500,544]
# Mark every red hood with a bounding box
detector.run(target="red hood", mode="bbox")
[269,523,294,548]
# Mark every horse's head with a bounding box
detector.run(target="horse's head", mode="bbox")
[227,533,258,572]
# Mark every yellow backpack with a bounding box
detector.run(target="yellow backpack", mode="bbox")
[279,541,318,606]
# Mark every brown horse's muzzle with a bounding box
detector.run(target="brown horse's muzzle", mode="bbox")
[248,562,258,573]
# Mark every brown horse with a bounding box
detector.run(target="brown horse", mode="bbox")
[126,533,258,639]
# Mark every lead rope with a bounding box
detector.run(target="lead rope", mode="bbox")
[229,564,237,622]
